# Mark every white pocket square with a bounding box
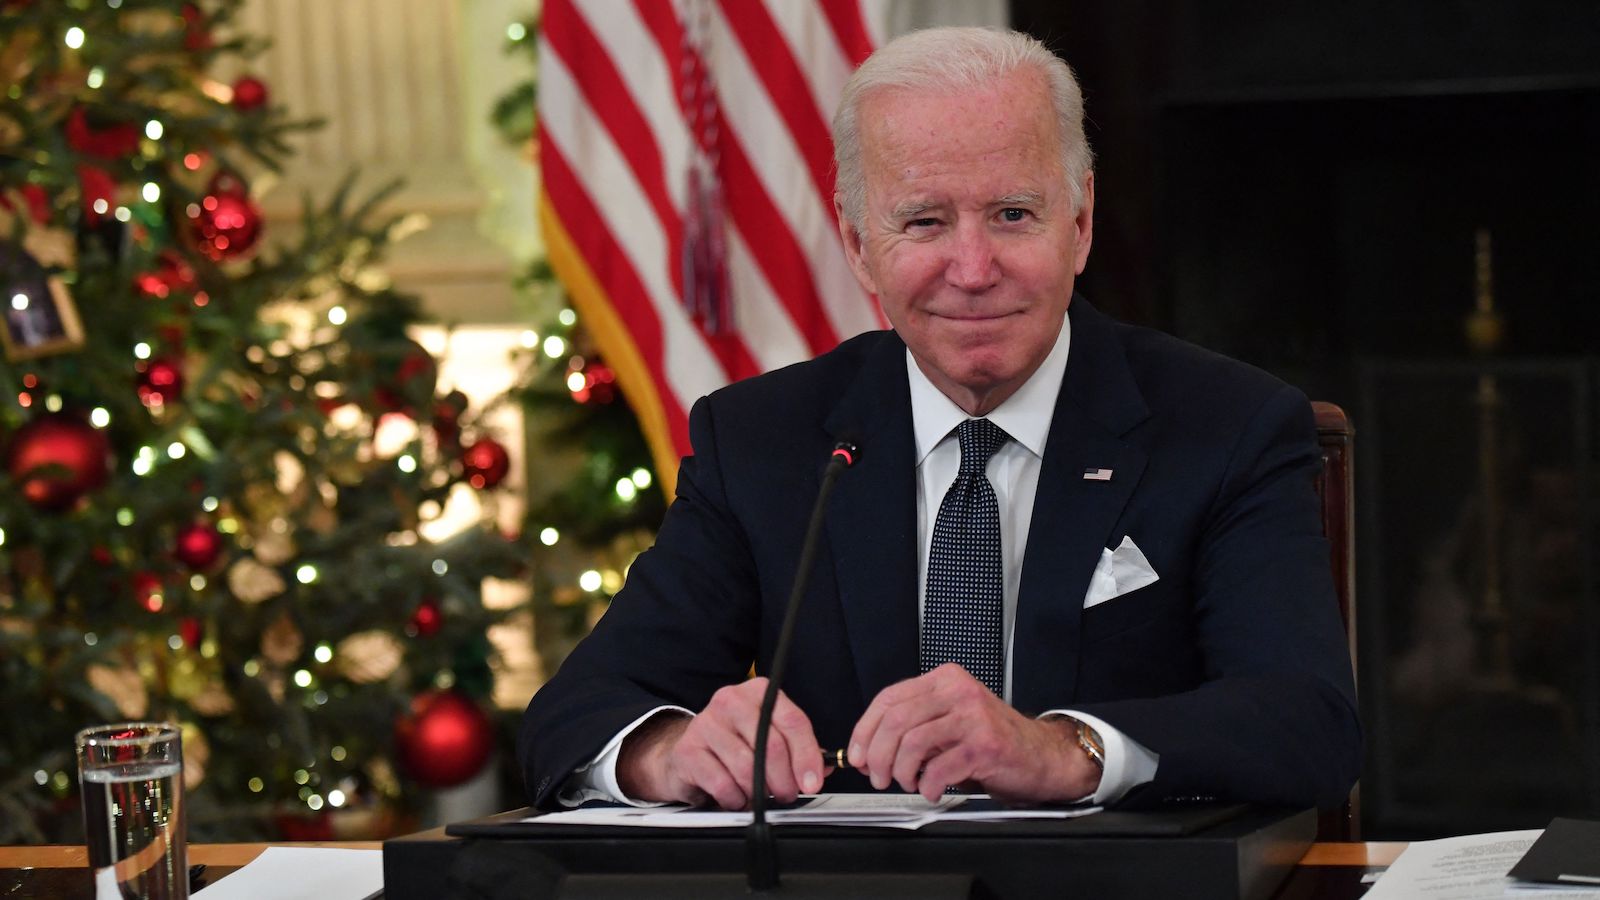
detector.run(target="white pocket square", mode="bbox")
[1083,536,1160,609]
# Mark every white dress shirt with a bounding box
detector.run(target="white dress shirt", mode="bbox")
[562,315,1157,807]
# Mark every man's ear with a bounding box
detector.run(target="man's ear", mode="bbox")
[835,194,878,296]
[1072,172,1095,276]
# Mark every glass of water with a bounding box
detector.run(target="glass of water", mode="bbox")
[76,722,188,900]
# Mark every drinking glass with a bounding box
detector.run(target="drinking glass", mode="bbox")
[76,722,188,899]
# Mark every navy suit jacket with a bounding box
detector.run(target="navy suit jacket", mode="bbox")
[518,298,1361,809]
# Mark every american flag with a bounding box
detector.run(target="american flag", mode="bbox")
[537,0,890,493]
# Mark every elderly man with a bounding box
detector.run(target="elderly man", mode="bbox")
[519,26,1360,812]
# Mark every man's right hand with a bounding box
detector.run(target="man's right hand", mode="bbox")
[615,678,828,809]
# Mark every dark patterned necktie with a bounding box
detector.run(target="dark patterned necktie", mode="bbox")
[920,417,1009,696]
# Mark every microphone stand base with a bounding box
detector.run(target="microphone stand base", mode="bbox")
[557,872,977,899]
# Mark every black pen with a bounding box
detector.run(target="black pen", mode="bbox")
[821,748,848,768]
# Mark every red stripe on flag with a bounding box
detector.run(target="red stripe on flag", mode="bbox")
[541,134,691,453]
[818,0,875,66]
[715,1,839,214]
[543,1,683,289]
[547,0,764,390]
[635,2,841,356]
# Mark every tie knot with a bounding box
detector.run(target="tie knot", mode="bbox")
[955,418,1008,476]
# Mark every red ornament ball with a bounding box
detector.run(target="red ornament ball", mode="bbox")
[136,357,186,408]
[393,690,495,788]
[174,522,224,571]
[179,616,203,650]
[231,76,270,111]
[135,252,198,300]
[180,3,212,51]
[5,414,111,510]
[570,361,617,405]
[188,173,262,261]
[408,598,443,638]
[461,437,510,490]
[132,572,166,613]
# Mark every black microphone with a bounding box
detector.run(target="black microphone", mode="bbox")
[747,439,859,892]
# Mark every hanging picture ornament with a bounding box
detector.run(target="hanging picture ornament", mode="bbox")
[461,437,510,490]
[5,413,110,510]
[431,390,468,448]
[393,689,495,788]
[188,172,262,261]
[231,75,269,111]
[173,521,224,571]
[136,356,185,407]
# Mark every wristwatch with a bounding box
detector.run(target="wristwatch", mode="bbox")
[1074,720,1105,771]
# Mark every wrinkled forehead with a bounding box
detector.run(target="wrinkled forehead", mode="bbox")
[857,74,1065,191]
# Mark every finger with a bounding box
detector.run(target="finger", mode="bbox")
[892,714,962,795]
[769,694,824,796]
[678,744,749,810]
[848,676,918,768]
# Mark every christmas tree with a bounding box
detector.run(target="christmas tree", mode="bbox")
[0,0,528,842]
[489,15,666,678]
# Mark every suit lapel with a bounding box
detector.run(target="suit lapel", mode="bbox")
[1012,299,1150,715]
[823,333,920,708]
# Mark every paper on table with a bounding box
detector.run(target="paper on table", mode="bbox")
[1365,830,1600,899]
[191,847,383,900]
[523,793,1100,831]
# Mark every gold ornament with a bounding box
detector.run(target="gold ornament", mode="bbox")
[260,613,303,666]
[180,723,210,791]
[252,529,296,566]
[227,557,286,604]
[86,663,150,719]
[188,678,236,717]
[336,630,404,684]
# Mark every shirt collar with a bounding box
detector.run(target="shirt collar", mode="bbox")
[906,312,1072,465]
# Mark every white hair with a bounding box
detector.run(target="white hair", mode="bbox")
[832,26,1094,230]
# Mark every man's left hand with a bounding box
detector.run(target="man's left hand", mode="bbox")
[847,663,1102,804]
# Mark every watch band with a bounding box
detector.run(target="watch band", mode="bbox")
[1075,720,1106,771]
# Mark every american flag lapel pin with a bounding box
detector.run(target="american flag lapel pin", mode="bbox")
[1082,467,1113,481]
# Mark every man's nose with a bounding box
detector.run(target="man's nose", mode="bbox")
[945,224,999,291]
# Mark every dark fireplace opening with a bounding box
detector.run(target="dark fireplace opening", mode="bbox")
[1156,86,1600,837]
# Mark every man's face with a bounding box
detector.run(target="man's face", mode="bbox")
[837,69,1093,415]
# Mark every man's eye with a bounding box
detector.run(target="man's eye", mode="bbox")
[999,208,1029,223]
[907,217,940,229]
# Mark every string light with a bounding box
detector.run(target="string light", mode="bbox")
[114,206,131,222]
[134,342,152,359]
[314,644,333,663]
[328,305,347,325]
[307,794,325,811]
[0,527,6,547]
[190,575,206,590]
[44,395,62,412]
[506,22,527,41]
[167,635,183,650]
[543,335,566,359]
[539,527,559,546]
[331,746,348,761]
[33,770,48,786]
[90,407,111,427]
[87,67,104,88]
[296,564,318,584]
[93,199,109,215]
[64,27,85,49]
[519,329,539,349]
[116,508,135,526]
[243,660,260,677]
[202,496,219,511]
[397,454,417,473]
[579,570,602,592]
[558,308,577,326]
[615,478,637,502]
[248,778,264,793]
[142,182,160,202]
[167,442,186,459]
[431,559,449,576]
[293,669,313,688]
[84,632,97,646]
[328,789,347,808]
[145,120,164,140]
[631,468,653,489]
[11,292,28,310]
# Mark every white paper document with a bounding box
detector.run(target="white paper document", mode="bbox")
[523,793,1100,831]
[1366,829,1600,899]
[191,847,383,900]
